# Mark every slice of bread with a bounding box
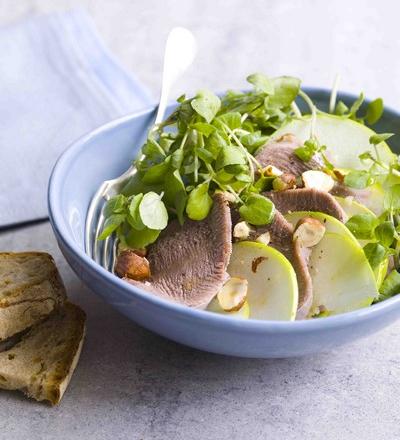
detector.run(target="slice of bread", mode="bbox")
[0,302,86,405]
[0,252,66,341]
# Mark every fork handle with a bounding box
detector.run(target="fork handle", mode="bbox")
[154,27,197,125]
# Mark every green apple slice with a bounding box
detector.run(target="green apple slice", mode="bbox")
[285,211,358,245]
[334,195,375,218]
[227,241,298,321]
[272,113,394,169]
[309,232,378,315]
[207,298,250,319]
[285,210,387,287]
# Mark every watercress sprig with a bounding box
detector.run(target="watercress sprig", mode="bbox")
[100,73,301,248]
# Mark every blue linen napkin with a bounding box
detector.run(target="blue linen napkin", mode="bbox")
[0,9,153,228]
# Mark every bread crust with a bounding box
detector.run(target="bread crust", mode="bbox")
[0,252,67,341]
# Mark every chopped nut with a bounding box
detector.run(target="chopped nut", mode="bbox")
[262,165,283,177]
[293,217,326,248]
[302,170,335,192]
[277,133,296,143]
[217,277,248,312]
[115,250,151,280]
[233,221,252,240]
[215,190,237,203]
[333,168,346,183]
[272,173,297,191]
[256,232,271,245]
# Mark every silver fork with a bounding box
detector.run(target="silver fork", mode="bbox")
[85,27,197,270]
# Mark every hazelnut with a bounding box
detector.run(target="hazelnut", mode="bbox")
[333,168,346,183]
[277,133,296,143]
[262,165,283,177]
[256,231,271,245]
[217,277,248,312]
[293,217,326,248]
[302,170,334,192]
[114,250,151,280]
[233,221,252,240]
[272,173,297,191]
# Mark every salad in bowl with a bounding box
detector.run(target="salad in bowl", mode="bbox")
[98,74,400,322]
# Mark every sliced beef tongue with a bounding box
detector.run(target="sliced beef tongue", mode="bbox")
[265,188,346,222]
[330,183,371,207]
[246,211,313,319]
[255,134,323,175]
[126,193,232,309]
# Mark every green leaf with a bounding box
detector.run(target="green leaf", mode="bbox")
[205,131,227,158]
[369,133,394,145]
[98,214,126,240]
[175,191,188,225]
[359,151,374,162]
[171,149,184,169]
[363,242,387,269]
[164,170,186,206]
[334,101,349,116]
[191,89,221,123]
[186,182,213,221]
[139,192,169,230]
[349,92,364,117]
[345,213,378,240]
[142,159,170,184]
[247,73,274,94]
[196,147,214,164]
[127,193,145,230]
[104,194,127,217]
[240,131,269,154]
[125,227,161,249]
[191,122,216,137]
[379,270,400,300]
[344,170,373,189]
[366,98,384,125]
[268,76,301,108]
[253,175,275,192]
[235,173,252,183]
[239,194,275,225]
[214,112,242,130]
[142,137,166,159]
[375,221,395,247]
[384,184,400,211]
[215,145,246,170]
[294,138,319,162]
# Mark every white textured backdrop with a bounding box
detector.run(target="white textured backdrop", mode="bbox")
[1,0,399,106]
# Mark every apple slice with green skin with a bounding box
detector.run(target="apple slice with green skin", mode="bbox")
[285,210,387,287]
[309,232,378,316]
[272,113,394,169]
[334,195,375,218]
[333,197,388,287]
[227,241,298,321]
[207,298,250,319]
[285,211,358,244]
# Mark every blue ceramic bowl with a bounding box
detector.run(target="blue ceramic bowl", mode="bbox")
[48,89,400,358]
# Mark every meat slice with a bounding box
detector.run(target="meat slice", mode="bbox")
[330,183,371,206]
[265,188,346,222]
[256,134,323,175]
[247,212,313,319]
[126,193,232,309]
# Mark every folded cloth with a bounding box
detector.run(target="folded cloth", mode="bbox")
[0,9,153,228]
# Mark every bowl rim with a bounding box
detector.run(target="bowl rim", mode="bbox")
[48,87,400,333]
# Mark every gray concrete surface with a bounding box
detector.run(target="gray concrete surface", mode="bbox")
[1,0,400,439]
